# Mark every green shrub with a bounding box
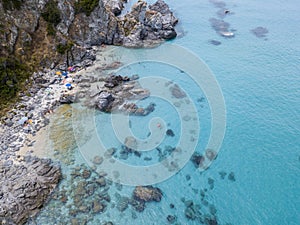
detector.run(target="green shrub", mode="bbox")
[1,0,23,11]
[56,42,74,54]
[74,0,99,16]
[0,57,31,110]
[46,23,56,36]
[41,0,61,26]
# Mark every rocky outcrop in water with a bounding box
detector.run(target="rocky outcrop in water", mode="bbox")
[87,74,155,115]
[133,186,162,202]
[121,0,178,47]
[0,156,61,225]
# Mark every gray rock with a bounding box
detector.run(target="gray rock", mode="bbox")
[59,94,77,104]
[96,92,115,111]
[0,156,61,224]
[103,0,124,16]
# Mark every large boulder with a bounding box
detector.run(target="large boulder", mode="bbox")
[96,92,115,111]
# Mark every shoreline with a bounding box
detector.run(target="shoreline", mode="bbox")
[0,46,100,161]
[0,45,107,224]
[0,44,161,224]
[0,0,181,223]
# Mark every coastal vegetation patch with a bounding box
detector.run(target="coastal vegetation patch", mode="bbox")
[56,42,74,55]
[1,0,23,11]
[41,0,61,35]
[74,0,99,16]
[0,56,31,111]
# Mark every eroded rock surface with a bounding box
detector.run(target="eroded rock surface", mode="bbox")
[87,74,155,115]
[0,156,61,224]
[0,0,178,67]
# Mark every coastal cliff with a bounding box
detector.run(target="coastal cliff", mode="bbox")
[0,0,177,110]
[0,0,177,67]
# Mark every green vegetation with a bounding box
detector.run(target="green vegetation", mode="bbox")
[41,0,61,35]
[0,57,31,110]
[1,0,23,11]
[74,0,99,16]
[56,42,74,54]
[41,0,61,26]
[46,23,56,36]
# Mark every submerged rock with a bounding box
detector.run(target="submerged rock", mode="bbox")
[167,215,177,223]
[251,26,269,38]
[191,153,205,168]
[209,18,235,38]
[133,186,163,202]
[92,199,105,213]
[166,129,175,137]
[205,149,217,161]
[170,84,186,98]
[209,40,222,45]
[93,155,104,165]
[116,196,129,212]
[228,172,236,181]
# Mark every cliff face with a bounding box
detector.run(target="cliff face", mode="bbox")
[0,0,178,68]
[0,0,177,111]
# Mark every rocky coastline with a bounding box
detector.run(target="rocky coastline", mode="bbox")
[0,0,178,68]
[0,0,179,224]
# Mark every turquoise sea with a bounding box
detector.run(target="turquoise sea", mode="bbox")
[32,0,300,224]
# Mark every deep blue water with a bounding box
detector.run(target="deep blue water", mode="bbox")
[165,0,300,224]
[34,0,300,224]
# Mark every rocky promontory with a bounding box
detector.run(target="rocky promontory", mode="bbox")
[0,0,178,68]
[86,74,156,115]
[0,0,178,112]
[0,156,61,224]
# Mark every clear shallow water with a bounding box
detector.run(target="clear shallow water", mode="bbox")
[33,0,300,224]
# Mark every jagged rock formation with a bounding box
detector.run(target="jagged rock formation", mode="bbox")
[130,186,163,211]
[87,74,156,115]
[0,156,61,224]
[0,0,178,68]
